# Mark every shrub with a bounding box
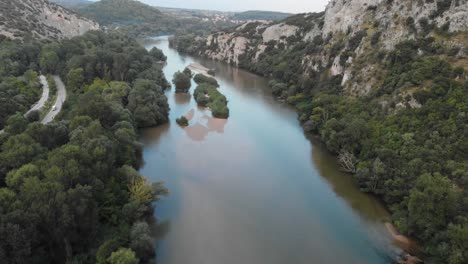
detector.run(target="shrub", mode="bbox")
[176,116,188,126]
[193,74,219,87]
[172,70,191,93]
[193,83,229,118]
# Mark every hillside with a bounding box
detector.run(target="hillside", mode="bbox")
[76,0,165,25]
[170,0,468,262]
[49,0,92,9]
[73,0,236,37]
[233,10,292,21]
[0,0,99,40]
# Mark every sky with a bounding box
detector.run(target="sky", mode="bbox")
[90,0,330,13]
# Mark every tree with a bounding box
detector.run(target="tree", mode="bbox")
[107,248,138,264]
[39,51,59,74]
[172,71,191,93]
[0,134,45,173]
[338,150,357,173]
[96,240,121,264]
[127,79,169,128]
[25,110,40,122]
[66,68,85,92]
[149,47,166,62]
[408,173,458,240]
[5,113,28,135]
[130,222,153,259]
[446,218,468,264]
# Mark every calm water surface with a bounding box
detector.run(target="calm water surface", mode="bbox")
[139,36,401,264]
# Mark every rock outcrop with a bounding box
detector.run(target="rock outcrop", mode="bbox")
[174,0,467,98]
[0,0,99,40]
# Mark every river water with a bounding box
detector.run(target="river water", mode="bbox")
[139,36,401,264]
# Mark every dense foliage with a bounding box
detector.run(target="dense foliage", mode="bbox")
[172,68,192,93]
[175,116,189,127]
[193,73,219,87]
[0,31,169,263]
[0,70,41,129]
[279,40,466,263]
[232,11,292,21]
[74,0,235,38]
[193,82,229,119]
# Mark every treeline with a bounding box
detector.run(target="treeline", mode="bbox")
[0,31,170,263]
[73,0,234,38]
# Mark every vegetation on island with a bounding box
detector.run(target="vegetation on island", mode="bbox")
[176,116,189,127]
[0,31,170,263]
[193,83,229,119]
[193,73,219,87]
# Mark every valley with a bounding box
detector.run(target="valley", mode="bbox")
[0,0,466,264]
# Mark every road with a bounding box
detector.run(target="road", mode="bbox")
[41,76,67,124]
[26,75,50,115]
[0,75,52,134]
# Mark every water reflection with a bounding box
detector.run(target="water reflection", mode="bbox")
[185,113,227,142]
[173,92,191,105]
[309,136,390,222]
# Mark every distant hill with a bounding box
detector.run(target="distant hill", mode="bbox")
[0,0,99,39]
[233,10,292,21]
[76,0,165,25]
[49,0,92,9]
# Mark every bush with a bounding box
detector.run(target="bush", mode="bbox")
[193,83,229,118]
[172,70,191,93]
[176,116,188,126]
[96,239,121,264]
[193,74,218,87]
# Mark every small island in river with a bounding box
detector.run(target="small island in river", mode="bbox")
[193,73,229,119]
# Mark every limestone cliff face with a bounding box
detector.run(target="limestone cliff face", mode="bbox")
[179,0,467,97]
[0,0,99,40]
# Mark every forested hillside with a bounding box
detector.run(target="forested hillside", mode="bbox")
[0,31,170,263]
[170,0,468,262]
[232,10,292,21]
[73,0,235,37]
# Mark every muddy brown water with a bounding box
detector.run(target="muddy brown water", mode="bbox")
[139,36,403,264]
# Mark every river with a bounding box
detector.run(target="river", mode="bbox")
[139,36,402,264]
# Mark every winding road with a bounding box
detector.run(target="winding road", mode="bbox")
[1,75,67,135]
[26,75,50,115]
[41,76,66,124]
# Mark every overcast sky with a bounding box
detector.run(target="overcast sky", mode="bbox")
[91,0,330,13]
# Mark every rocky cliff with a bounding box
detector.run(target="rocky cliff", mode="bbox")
[0,0,99,40]
[172,0,467,98]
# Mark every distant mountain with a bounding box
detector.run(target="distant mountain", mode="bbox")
[49,0,93,9]
[76,0,165,25]
[233,10,292,21]
[0,0,99,39]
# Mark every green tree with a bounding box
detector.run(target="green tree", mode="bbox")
[39,51,59,74]
[66,68,85,92]
[408,173,458,240]
[107,248,138,264]
[149,47,166,62]
[172,71,191,93]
